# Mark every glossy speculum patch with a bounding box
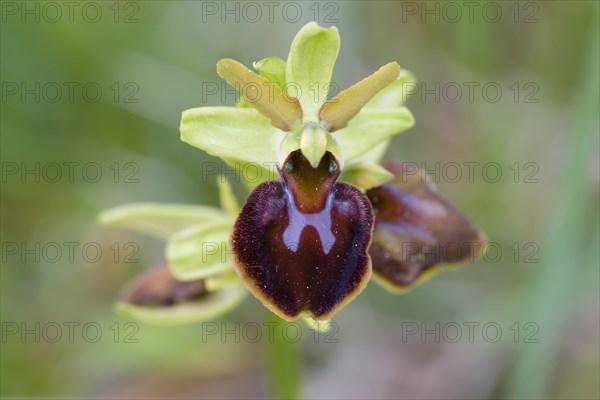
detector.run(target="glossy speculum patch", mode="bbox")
[231,150,373,321]
[121,263,208,307]
[367,161,486,291]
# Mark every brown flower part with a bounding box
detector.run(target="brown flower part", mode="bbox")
[231,150,373,321]
[367,161,486,292]
[121,263,208,307]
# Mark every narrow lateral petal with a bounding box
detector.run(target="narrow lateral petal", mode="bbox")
[217,58,302,131]
[320,62,400,131]
[341,68,417,166]
[366,68,417,109]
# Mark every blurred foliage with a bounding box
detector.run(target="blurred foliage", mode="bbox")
[1,1,598,398]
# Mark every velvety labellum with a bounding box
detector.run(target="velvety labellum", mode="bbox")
[231,150,373,320]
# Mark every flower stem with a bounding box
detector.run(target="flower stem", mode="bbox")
[265,311,302,399]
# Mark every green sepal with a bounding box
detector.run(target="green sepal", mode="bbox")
[97,203,229,240]
[286,22,340,121]
[253,57,287,89]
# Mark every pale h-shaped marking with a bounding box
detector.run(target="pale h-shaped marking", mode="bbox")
[282,190,336,255]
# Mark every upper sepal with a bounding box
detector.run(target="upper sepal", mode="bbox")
[286,22,340,121]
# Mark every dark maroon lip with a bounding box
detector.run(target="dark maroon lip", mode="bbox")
[231,150,373,320]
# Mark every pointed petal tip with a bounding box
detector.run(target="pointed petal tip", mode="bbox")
[320,62,403,132]
[215,59,303,131]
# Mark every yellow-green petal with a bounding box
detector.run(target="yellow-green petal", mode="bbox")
[217,58,302,131]
[366,68,417,109]
[286,22,340,121]
[320,62,401,132]
[340,69,417,166]
[97,203,229,240]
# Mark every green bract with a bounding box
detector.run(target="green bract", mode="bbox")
[179,22,415,190]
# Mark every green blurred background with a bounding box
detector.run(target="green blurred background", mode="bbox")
[1,1,598,398]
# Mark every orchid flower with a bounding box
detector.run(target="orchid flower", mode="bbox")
[99,22,484,327]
